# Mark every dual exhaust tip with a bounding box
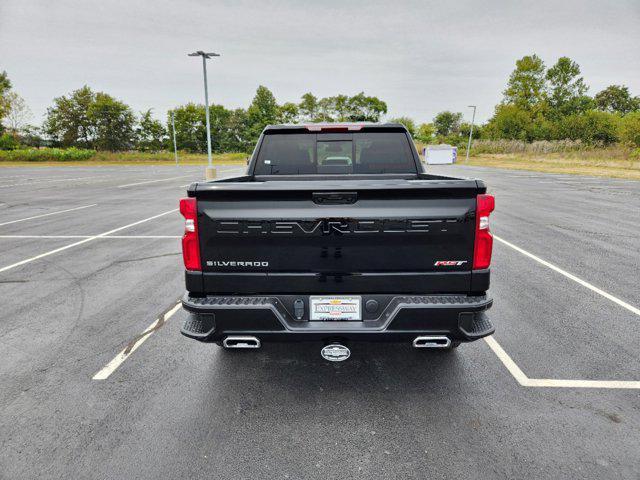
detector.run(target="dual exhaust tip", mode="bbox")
[412,336,451,348]
[222,336,261,349]
[222,335,452,354]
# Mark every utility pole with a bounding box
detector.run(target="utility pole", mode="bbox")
[171,111,178,166]
[188,50,220,180]
[465,105,476,164]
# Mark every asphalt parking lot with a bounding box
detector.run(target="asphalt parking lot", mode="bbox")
[1,163,639,479]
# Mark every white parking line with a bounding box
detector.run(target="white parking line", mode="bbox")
[0,209,178,273]
[92,302,182,380]
[0,235,180,239]
[0,204,97,226]
[117,175,194,188]
[494,234,640,317]
[488,234,640,389]
[0,176,108,188]
[484,336,640,389]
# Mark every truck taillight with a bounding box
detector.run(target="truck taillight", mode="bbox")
[473,194,495,270]
[179,198,201,271]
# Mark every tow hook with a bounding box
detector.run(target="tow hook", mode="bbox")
[321,343,351,362]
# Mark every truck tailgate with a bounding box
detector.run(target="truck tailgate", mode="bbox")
[193,179,482,294]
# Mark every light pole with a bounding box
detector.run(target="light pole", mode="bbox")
[465,105,476,164]
[171,111,178,166]
[188,50,220,179]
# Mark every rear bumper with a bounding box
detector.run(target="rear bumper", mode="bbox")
[181,293,493,343]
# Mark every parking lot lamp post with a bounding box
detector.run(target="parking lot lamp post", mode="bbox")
[465,105,476,164]
[171,111,178,166]
[188,50,220,179]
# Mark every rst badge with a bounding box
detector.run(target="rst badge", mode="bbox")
[434,260,468,266]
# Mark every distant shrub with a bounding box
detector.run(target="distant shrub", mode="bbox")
[0,147,96,162]
[620,112,640,147]
[553,110,620,145]
[0,133,20,150]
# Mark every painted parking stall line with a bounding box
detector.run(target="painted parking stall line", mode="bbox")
[487,234,640,389]
[0,235,180,239]
[0,209,178,273]
[92,301,182,380]
[485,336,640,389]
[0,204,97,226]
[117,175,195,188]
[493,234,640,317]
[0,176,111,188]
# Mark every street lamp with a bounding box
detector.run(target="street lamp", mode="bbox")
[171,111,178,166]
[465,105,476,164]
[188,50,220,179]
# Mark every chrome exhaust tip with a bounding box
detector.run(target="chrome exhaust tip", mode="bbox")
[412,336,451,348]
[222,336,261,349]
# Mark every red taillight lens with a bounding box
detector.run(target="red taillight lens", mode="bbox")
[179,198,201,271]
[473,194,495,270]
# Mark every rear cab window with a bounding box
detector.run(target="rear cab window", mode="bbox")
[254,129,418,175]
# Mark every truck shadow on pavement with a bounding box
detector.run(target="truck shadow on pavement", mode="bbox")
[205,341,483,397]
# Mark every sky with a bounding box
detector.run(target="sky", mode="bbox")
[1,0,639,126]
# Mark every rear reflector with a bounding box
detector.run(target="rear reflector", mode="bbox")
[179,198,201,271]
[473,194,495,270]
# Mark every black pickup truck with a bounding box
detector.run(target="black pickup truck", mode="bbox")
[179,123,495,361]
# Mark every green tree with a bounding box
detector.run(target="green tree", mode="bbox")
[0,132,20,150]
[459,122,483,140]
[208,104,233,152]
[346,92,387,122]
[135,109,166,152]
[278,102,299,123]
[19,124,45,148]
[594,85,640,114]
[169,103,207,152]
[3,91,32,133]
[546,57,589,117]
[298,93,319,122]
[44,86,95,147]
[225,108,252,152]
[503,54,547,110]
[316,95,352,121]
[247,85,279,139]
[0,71,12,133]
[0,71,10,94]
[316,97,337,122]
[88,92,135,151]
[620,111,640,147]
[169,103,252,153]
[297,91,386,123]
[433,111,462,136]
[388,116,417,137]
[485,104,532,140]
[554,110,619,145]
[415,123,435,143]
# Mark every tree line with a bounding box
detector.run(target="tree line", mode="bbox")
[0,75,388,152]
[393,55,640,148]
[1,55,639,152]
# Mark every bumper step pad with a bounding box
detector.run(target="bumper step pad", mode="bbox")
[181,313,216,339]
[458,311,494,339]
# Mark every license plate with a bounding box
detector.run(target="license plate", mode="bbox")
[310,296,361,321]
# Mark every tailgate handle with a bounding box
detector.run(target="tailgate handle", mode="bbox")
[312,192,358,205]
